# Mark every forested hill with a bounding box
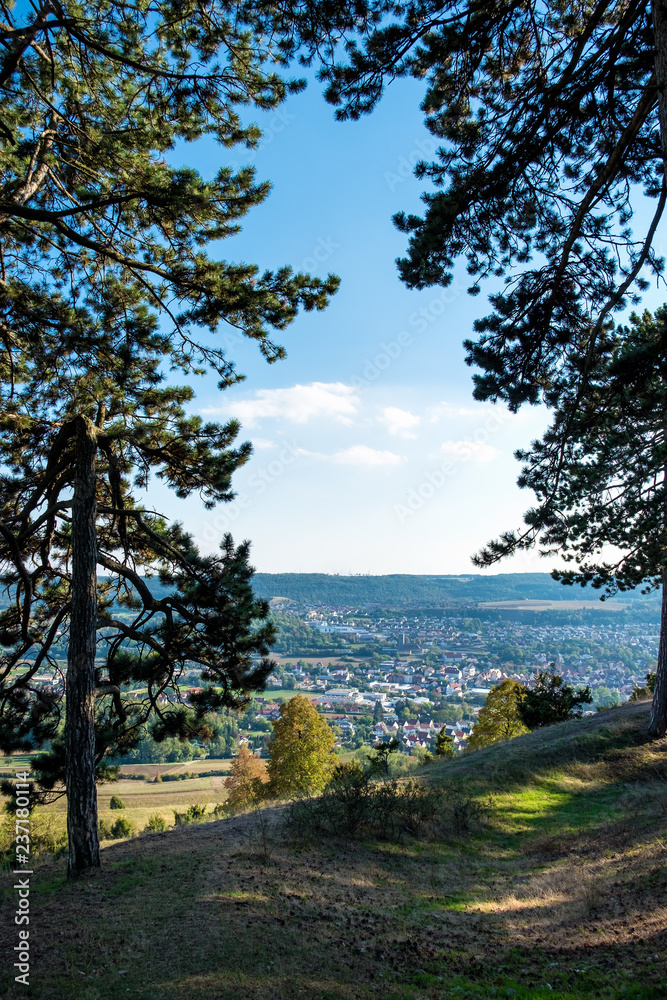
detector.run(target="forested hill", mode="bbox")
[249,572,659,609]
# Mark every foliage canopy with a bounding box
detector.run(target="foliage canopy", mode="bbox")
[267,695,335,797]
[466,679,528,752]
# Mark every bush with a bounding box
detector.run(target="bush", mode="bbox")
[110,816,134,839]
[0,811,67,865]
[286,769,485,842]
[174,803,208,826]
[145,813,168,833]
[109,795,125,809]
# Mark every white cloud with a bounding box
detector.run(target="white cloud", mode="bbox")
[332,445,404,467]
[378,406,420,438]
[203,382,359,427]
[250,437,277,450]
[440,440,500,462]
[428,401,501,423]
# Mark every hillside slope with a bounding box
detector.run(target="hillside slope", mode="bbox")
[1,702,666,1000]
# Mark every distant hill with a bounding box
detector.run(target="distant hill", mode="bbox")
[250,572,660,610]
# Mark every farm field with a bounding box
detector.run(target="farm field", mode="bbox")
[1,759,235,840]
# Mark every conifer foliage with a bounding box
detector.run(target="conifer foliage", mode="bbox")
[0,1,341,873]
[475,307,667,737]
[319,0,664,408]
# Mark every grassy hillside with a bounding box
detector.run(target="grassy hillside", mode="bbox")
[1,701,666,1000]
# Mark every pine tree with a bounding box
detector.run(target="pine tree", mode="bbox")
[315,4,667,738]
[474,307,667,738]
[373,699,384,724]
[0,2,342,874]
[518,669,593,730]
[266,695,335,797]
[466,680,528,752]
[0,310,281,872]
[434,726,455,759]
[318,0,664,408]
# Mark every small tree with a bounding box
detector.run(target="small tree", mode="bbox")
[366,737,402,776]
[224,745,268,812]
[434,727,456,759]
[466,680,528,752]
[373,700,384,724]
[518,669,593,729]
[266,695,335,797]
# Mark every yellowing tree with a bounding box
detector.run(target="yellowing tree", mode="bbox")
[267,696,335,797]
[224,746,268,812]
[466,680,528,752]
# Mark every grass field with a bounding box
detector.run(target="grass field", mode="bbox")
[1,701,666,1000]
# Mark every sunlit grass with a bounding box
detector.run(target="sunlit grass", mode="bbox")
[1,701,666,1000]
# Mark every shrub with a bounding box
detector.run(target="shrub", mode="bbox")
[109,795,125,809]
[630,671,657,701]
[286,771,485,843]
[1,810,67,865]
[145,814,168,833]
[99,818,113,840]
[110,816,134,839]
[174,803,208,826]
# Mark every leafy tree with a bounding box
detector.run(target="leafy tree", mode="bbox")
[266,695,335,797]
[0,2,342,874]
[373,700,384,724]
[466,680,528,752]
[518,669,592,729]
[475,308,667,736]
[593,687,622,709]
[224,745,268,812]
[434,727,456,759]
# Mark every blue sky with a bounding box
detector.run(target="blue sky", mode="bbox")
[156,71,666,575]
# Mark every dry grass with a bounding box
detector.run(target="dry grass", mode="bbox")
[1,702,667,1000]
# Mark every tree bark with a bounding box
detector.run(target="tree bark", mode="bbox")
[66,416,100,874]
[647,3,667,739]
[649,568,667,739]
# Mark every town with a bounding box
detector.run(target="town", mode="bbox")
[227,599,660,757]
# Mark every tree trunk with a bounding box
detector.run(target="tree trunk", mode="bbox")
[66,416,100,874]
[649,568,667,739]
